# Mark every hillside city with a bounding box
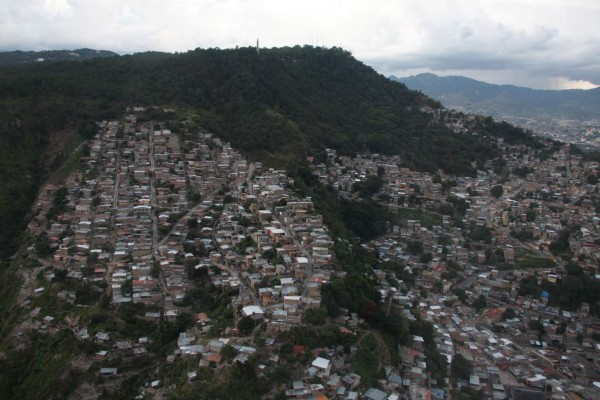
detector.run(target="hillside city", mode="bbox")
[491,116,600,150]
[11,107,600,400]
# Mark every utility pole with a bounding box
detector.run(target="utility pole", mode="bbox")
[385,292,393,317]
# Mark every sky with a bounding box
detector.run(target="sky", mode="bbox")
[1,0,599,90]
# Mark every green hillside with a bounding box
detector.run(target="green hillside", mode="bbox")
[0,46,552,398]
[0,46,540,258]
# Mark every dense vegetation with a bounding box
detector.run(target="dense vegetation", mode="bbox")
[518,262,600,315]
[0,101,96,258]
[0,48,118,67]
[0,46,483,167]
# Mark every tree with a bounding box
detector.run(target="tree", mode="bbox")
[262,248,277,263]
[238,316,255,335]
[550,228,571,255]
[239,216,251,227]
[353,175,383,198]
[450,353,473,383]
[34,234,51,257]
[565,261,583,277]
[490,185,504,198]
[304,307,327,325]
[407,240,424,254]
[528,319,545,339]
[92,195,101,207]
[187,218,199,230]
[221,344,237,362]
[501,307,517,321]
[453,288,468,303]
[472,294,487,311]
[151,261,161,278]
[419,252,433,263]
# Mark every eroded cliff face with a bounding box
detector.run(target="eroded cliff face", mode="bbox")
[40,128,81,172]
[0,99,86,260]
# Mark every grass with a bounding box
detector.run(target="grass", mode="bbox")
[351,332,384,388]
[516,256,556,270]
[391,206,443,229]
[0,329,83,399]
[0,260,24,342]
[52,144,86,181]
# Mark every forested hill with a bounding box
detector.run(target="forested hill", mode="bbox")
[0,46,540,258]
[0,48,118,67]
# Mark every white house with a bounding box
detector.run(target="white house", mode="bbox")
[311,357,331,379]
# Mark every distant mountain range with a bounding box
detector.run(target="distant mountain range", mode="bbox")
[0,48,118,66]
[391,73,600,121]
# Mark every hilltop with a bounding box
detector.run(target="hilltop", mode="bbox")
[0,48,118,67]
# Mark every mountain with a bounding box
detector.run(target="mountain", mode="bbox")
[0,46,541,258]
[0,48,118,67]
[391,73,600,121]
[0,46,552,399]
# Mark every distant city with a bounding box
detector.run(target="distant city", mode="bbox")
[496,116,600,150]
[393,73,600,149]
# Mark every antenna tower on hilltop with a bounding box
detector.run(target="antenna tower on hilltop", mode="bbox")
[256,39,260,54]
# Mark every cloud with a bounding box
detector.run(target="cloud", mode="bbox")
[0,0,598,89]
[458,25,474,40]
[549,77,598,90]
[354,1,600,88]
[44,0,73,18]
[118,5,140,26]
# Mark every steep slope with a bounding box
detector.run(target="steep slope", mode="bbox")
[0,46,540,259]
[392,73,600,121]
[0,46,552,399]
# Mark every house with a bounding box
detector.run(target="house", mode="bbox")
[311,357,331,379]
[363,387,387,400]
[242,305,265,319]
[99,367,118,377]
[206,353,222,364]
[95,332,110,343]
[327,374,342,392]
[341,373,361,389]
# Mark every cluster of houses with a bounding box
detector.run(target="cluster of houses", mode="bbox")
[25,113,347,392]
[20,109,600,400]
[303,132,600,398]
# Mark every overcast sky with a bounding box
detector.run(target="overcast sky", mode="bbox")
[1,0,599,89]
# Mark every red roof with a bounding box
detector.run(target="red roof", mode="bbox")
[207,353,222,363]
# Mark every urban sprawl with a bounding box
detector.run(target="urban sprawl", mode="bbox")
[13,108,600,400]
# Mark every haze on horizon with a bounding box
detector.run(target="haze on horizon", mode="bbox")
[1,0,599,90]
